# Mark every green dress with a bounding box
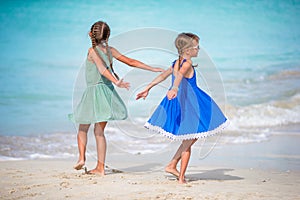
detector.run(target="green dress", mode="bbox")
[69,47,127,124]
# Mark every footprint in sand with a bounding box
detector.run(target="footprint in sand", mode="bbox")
[59,181,70,188]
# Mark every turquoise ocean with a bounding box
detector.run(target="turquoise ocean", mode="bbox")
[0,0,299,160]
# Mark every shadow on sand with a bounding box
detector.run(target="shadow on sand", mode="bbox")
[105,163,243,182]
[164,168,243,182]
[186,168,243,181]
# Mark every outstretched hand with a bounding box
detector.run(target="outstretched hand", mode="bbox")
[116,79,130,90]
[152,67,165,72]
[136,90,149,100]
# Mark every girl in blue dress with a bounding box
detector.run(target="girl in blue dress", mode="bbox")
[136,33,228,183]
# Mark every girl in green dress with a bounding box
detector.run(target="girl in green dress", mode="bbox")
[70,21,163,175]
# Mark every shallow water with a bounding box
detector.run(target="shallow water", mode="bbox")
[0,0,299,160]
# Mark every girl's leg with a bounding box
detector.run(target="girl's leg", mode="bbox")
[88,122,107,175]
[165,143,184,177]
[178,139,197,183]
[165,139,197,178]
[74,124,90,170]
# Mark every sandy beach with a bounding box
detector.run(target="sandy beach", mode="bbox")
[1,160,299,200]
[1,1,300,199]
[1,135,299,200]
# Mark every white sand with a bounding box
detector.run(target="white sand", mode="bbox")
[1,135,300,200]
[1,159,299,200]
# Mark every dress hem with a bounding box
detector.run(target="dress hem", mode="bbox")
[144,120,230,141]
[68,114,127,124]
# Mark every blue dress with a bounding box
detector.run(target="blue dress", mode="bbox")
[145,59,228,140]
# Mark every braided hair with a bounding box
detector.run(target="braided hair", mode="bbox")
[90,21,119,80]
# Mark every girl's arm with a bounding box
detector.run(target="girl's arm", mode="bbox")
[167,61,192,100]
[110,47,164,72]
[89,48,130,89]
[136,67,172,100]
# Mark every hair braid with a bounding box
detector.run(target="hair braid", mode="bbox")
[105,41,119,80]
[91,35,97,48]
[89,21,119,80]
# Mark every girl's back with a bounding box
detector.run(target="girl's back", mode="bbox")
[85,47,113,86]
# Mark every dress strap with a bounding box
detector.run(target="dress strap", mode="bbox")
[94,46,119,80]
[95,46,110,68]
[172,59,187,68]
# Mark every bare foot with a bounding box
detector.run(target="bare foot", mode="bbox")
[178,177,187,184]
[87,169,105,176]
[73,160,85,170]
[165,166,180,177]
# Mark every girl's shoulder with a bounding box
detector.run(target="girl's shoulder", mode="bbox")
[109,46,118,54]
[88,47,98,54]
[87,47,94,62]
[172,58,193,68]
[88,46,104,56]
[88,47,93,53]
[184,59,193,65]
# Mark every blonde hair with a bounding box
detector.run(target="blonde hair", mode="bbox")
[174,33,199,71]
[89,21,119,79]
